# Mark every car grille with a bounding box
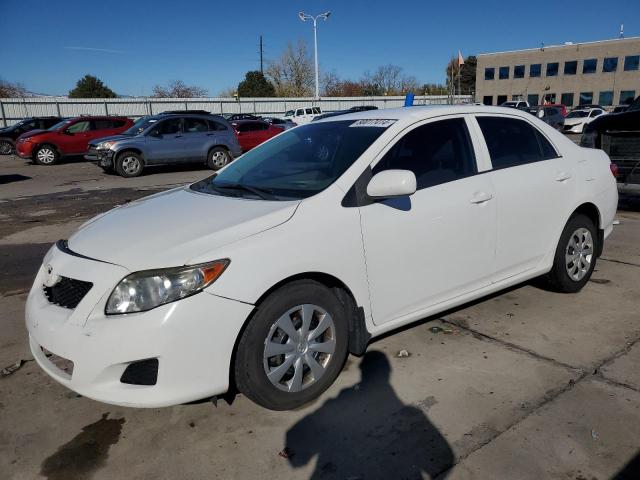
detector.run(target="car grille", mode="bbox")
[602,133,640,184]
[43,277,93,309]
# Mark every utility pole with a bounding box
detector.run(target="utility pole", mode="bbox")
[259,35,264,74]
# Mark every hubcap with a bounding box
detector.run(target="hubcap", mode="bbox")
[0,141,12,154]
[565,227,593,281]
[121,156,140,175]
[263,304,336,393]
[211,151,228,168]
[37,148,55,164]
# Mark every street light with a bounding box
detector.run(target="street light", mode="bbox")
[299,11,331,99]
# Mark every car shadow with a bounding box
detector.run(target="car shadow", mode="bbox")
[0,174,31,185]
[285,351,453,479]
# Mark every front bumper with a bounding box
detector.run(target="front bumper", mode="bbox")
[26,245,253,408]
[85,147,114,167]
[15,141,34,159]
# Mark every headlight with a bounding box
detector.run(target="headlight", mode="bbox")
[105,260,229,315]
[96,141,116,150]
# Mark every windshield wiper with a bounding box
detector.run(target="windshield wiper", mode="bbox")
[213,183,277,200]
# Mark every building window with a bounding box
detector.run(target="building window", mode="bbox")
[485,68,495,80]
[561,93,574,107]
[546,62,559,76]
[599,91,614,106]
[582,59,597,74]
[514,65,525,78]
[620,90,636,105]
[564,61,577,75]
[543,93,556,104]
[497,95,508,105]
[483,95,493,105]
[624,55,640,71]
[530,64,541,78]
[527,94,539,106]
[603,57,618,73]
[579,92,593,105]
[511,94,522,101]
[499,66,509,79]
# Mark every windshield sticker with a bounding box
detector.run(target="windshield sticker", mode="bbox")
[349,119,397,128]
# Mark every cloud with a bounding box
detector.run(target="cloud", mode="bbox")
[64,46,126,54]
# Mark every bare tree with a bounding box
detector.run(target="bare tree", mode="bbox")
[266,40,314,97]
[321,71,341,97]
[151,80,208,98]
[0,79,29,98]
[368,65,403,95]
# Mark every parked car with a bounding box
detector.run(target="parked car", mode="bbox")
[563,108,606,134]
[15,116,133,165]
[283,107,322,124]
[572,104,604,111]
[313,106,379,122]
[581,96,640,194]
[231,119,284,151]
[86,113,241,177]
[262,117,297,130]
[521,106,565,130]
[27,106,617,411]
[612,105,630,114]
[0,117,63,155]
[544,103,568,117]
[224,113,261,122]
[501,100,529,109]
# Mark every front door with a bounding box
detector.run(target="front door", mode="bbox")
[62,120,93,154]
[358,116,496,325]
[145,117,184,164]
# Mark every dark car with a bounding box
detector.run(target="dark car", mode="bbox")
[0,117,63,155]
[581,96,640,194]
[15,116,133,165]
[312,106,379,122]
[230,119,284,151]
[521,106,565,130]
[224,113,261,122]
[86,113,242,177]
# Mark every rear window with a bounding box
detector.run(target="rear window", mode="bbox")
[94,120,115,130]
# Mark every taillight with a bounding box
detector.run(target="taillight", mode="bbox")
[610,163,619,178]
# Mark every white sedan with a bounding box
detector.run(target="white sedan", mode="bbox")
[26,106,618,410]
[563,107,606,133]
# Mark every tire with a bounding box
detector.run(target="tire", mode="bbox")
[207,147,230,170]
[544,214,598,293]
[34,144,59,165]
[115,152,144,178]
[234,280,349,410]
[0,139,13,155]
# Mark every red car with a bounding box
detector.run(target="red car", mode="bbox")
[231,120,284,152]
[15,116,133,165]
[544,103,568,117]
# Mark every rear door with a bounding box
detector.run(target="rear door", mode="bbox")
[145,117,184,163]
[182,117,209,162]
[473,114,575,281]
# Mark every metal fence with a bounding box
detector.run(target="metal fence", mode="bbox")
[0,95,472,126]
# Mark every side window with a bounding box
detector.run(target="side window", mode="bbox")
[94,120,115,130]
[296,109,304,116]
[66,121,92,133]
[208,120,227,131]
[184,118,208,133]
[477,116,557,169]
[152,118,182,135]
[305,108,313,115]
[372,118,477,191]
[236,123,252,133]
[312,107,321,114]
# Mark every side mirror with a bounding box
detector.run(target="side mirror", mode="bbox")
[367,170,417,199]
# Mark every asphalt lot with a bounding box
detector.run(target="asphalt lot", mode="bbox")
[1,154,639,480]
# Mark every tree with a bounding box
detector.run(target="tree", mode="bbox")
[151,80,208,98]
[266,40,314,97]
[237,71,276,97]
[362,65,418,95]
[68,74,117,98]
[446,55,476,95]
[0,79,29,97]
[217,87,237,98]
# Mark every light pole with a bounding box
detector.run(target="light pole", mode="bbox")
[298,11,331,99]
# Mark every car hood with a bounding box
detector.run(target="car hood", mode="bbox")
[17,129,48,140]
[590,109,640,132]
[88,134,134,146]
[68,186,300,270]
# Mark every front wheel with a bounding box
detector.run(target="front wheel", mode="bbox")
[34,145,59,165]
[234,280,349,410]
[544,214,597,293]
[115,152,143,178]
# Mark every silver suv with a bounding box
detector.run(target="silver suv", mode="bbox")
[86,113,242,177]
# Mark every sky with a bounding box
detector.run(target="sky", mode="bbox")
[1,0,639,96]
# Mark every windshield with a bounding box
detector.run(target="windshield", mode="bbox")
[48,119,73,131]
[567,111,588,118]
[284,110,294,117]
[191,120,391,200]
[123,116,157,135]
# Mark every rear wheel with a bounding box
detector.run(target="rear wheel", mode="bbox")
[234,280,349,410]
[116,152,143,178]
[0,140,13,155]
[34,145,59,165]
[544,214,597,293]
[207,147,230,170]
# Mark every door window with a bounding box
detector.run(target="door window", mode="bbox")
[152,118,182,135]
[94,120,115,130]
[66,121,92,133]
[477,116,558,169]
[305,108,313,115]
[372,118,477,190]
[184,118,208,133]
[295,109,304,116]
[208,120,228,131]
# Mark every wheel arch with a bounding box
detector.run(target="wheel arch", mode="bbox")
[568,202,603,257]
[115,147,145,161]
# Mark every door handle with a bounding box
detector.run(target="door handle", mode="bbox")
[554,172,572,182]
[469,192,493,204]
